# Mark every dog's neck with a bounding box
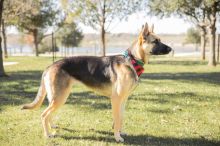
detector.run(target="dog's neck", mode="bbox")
[128,40,149,64]
[123,49,144,77]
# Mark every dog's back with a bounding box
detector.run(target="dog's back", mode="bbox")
[53,56,125,88]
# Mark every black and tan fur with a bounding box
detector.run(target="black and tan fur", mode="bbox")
[22,22,172,142]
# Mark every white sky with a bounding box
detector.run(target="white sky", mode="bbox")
[8,12,219,35]
[79,12,193,34]
[80,12,220,34]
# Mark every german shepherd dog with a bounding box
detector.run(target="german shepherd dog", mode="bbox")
[22,22,172,142]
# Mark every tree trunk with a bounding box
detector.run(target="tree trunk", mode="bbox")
[0,0,6,77]
[217,34,220,63]
[100,0,106,57]
[33,29,39,57]
[208,2,217,66]
[200,27,206,60]
[0,37,6,76]
[101,24,106,56]
[2,19,8,58]
[208,27,216,66]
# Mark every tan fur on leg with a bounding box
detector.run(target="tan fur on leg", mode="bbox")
[41,104,55,137]
[111,93,124,142]
[41,69,74,137]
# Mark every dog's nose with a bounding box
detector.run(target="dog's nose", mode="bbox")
[167,46,172,52]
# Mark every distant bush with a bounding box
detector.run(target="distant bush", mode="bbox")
[56,22,83,48]
[185,27,200,51]
[185,27,201,44]
[39,38,59,53]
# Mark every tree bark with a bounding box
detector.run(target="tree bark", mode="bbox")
[199,26,206,60]
[0,0,6,77]
[217,34,220,63]
[208,26,216,66]
[208,2,217,66]
[0,36,6,76]
[100,0,106,56]
[33,29,39,57]
[2,19,8,58]
[101,24,106,56]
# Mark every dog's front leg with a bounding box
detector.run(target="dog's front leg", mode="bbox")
[111,96,124,142]
[112,102,127,137]
[119,102,127,136]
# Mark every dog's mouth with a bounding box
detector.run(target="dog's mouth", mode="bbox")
[150,44,172,55]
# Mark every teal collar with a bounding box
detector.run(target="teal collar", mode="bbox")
[123,50,145,77]
[123,50,144,67]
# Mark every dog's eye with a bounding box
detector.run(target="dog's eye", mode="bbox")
[143,39,148,43]
[151,39,159,44]
[143,36,148,41]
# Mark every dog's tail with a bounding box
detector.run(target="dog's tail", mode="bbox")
[21,71,47,110]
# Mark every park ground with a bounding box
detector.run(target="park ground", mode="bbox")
[0,56,220,146]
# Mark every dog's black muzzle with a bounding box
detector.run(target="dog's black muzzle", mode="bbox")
[150,41,172,55]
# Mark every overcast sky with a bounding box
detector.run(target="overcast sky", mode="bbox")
[80,12,220,34]
[80,12,191,34]
[8,12,219,35]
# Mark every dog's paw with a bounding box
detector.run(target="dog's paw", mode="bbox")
[51,125,59,129]
[115,136,124,142]
[47,134,56,138]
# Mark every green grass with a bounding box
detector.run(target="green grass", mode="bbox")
[0,56,220,146]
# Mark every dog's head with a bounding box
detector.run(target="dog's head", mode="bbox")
[138,22,172,56]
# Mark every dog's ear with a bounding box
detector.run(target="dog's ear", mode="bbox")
[150,24,154,33]
[142,22,149,36]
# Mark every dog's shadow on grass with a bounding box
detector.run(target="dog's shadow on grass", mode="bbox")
[67,91,111,110]
[96,130,220,146]
[59,128,219,146]
[60,128,116,143]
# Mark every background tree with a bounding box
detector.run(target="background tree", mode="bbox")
[39,37,59,54]
[148,0,220,66]
[57,22,83,48]
[185,27,201,51]
[2,0,34,58]
[39,22,83,54]
[0,0,6,76]
[67,0,142,56]
[1,19,7,58]
[17,0,60,56]
[205,0,220,66]
[148,0,208,60]
[0,0,36,76]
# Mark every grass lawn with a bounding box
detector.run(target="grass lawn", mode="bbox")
[0,56,220,146]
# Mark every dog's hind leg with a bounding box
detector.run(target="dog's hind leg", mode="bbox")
[41,84,73,137]
[41,69,73,138]
[41,102,57,137]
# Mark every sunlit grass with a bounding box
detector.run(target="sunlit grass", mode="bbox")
[0,56,220,146]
